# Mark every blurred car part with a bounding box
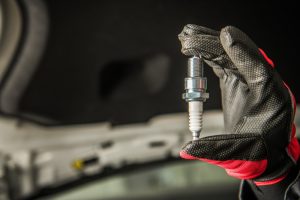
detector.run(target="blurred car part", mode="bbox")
[0,0,22,81]
[0,0,48,116]
[0,111,226,199]
[0,0,225,126]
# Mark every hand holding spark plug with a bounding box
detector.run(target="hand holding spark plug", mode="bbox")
[178,25,300,189]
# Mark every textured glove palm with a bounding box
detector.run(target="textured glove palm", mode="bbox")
[179,25,300,185]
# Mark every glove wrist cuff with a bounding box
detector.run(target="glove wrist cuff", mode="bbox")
[253,154,300,186]
[254,173,288,186]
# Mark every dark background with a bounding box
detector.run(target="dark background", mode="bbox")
[19,0,299,125]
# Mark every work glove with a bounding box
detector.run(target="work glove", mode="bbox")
[178,25,300,185]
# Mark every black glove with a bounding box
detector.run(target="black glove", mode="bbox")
[178,25,300,185]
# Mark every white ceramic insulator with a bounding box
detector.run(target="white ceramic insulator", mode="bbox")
[188,101,203,139]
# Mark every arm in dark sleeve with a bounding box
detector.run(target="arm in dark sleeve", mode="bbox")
[240,163,300,200]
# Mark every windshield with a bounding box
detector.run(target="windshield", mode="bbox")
[44,161,238,200]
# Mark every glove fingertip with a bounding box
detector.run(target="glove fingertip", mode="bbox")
[220,25,259,52]
[184,24,219,36]
[219,26,236,47]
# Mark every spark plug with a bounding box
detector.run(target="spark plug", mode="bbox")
[182,56,209,140]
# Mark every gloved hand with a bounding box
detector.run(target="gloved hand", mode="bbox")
[178,25,300,185]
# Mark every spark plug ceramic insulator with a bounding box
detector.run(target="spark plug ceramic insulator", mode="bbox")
[182,56,209,140]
